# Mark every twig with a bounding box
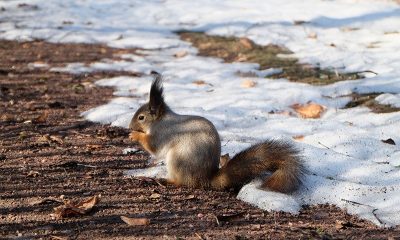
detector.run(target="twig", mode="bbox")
[153,179,167,188]
[195,233,204,240]
[317,141,354,158]
[317,141,330,150]
[341,199,384,226]
[222,140,231,147]
[357,70,378,76]
[77,163,98,168]
[213,214,220,226]
[340,198,374,208]
[372,209,384,226]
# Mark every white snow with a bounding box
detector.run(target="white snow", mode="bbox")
[376,93,400,108]
[2,0,400,227]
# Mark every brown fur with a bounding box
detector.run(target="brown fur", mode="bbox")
[211,140,305,193]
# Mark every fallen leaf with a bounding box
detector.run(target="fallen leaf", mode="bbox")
[49,135,64,145]
[241,79,257,88]
[193,80,206,85]
[37,134,63,145]
[382,138,396,145]
[235,53,248,62]
[239,38,253,49]
[71,83,85,93]
[199,42,212,50]
[292,135,305,141]
[291,102,325,119]
[33,111,49,123]
[53,196,99,218]
[82,81,96,89]
[335,220,359,229]
[50,236,69,240]
[62,20,73,25]
[308,32,317,39]
[27,170,40,177]
[19,131,28,140]
[149,193,161,200]
[120,216,150,226]
[220,154,230,167]
[174,50,188,58]
[1,113,14,122]
[185,195,196,200]
[213,212,244,226]
[87,144,102,150]
[293,20,310,25]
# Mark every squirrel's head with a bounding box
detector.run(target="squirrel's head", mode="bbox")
[129,72,166,133]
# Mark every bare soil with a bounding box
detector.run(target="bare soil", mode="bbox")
[1,40,399,239]
[179,31,400,113]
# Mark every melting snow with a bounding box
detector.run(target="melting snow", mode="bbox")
[2,0,400,227]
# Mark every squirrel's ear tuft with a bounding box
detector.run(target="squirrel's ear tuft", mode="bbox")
[149,71,165,117]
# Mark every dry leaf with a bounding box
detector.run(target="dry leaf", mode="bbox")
[87,144,102,150]
[382,138,396,145]
[37,135,51,143]
[149,193,161,199]
[27,170,40,177]
[49,135,63,145]
[33,111,49,123]
[220,154,230,167]
[241,79,257,88]
[335,220,358,229]
[193,80,206,85]
[50,236,69,240]
[37,134,63,145]
[174,50,188,58]
[293,20,309,25]
[19,131,28,140]
[239,38,253,49]
[185,195,196,200]
[53,196,99,218]
[291,102,325,119]
[308,32,317,39]
[214,212,244,226]
[120,216,150,226]
[292,135,305,141]
[1,113,15,122]
[235,53,248,62]
[82,81,96,89]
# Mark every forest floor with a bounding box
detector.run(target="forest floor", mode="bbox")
[1,40,399,239]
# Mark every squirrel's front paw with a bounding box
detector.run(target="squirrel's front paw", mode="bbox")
[129,131,142,142]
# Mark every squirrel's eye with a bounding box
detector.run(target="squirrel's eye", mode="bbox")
[138,115,145,121]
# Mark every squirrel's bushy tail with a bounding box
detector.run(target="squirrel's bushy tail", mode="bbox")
[211,140,305,193]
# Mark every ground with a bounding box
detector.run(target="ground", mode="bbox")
[1,40,399,239]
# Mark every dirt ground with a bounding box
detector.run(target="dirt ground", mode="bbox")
[1,40,399,239]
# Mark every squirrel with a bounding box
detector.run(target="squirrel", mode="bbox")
[129,72,305,193]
